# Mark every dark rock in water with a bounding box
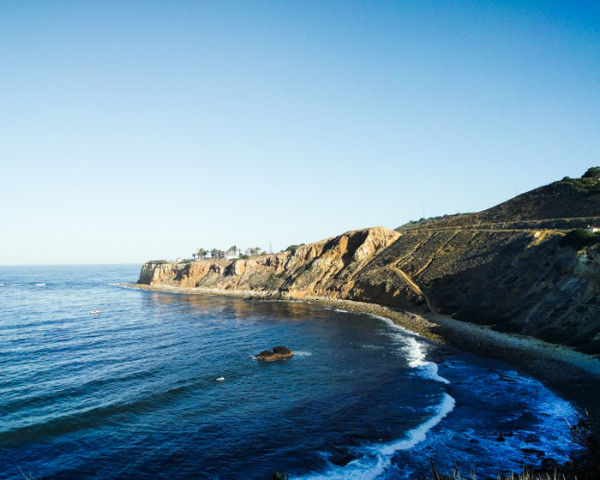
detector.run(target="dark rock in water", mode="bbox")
[521,447,545,457]
[496,435,506,442]
[273,346,292,355]
[329,452,356,466]
[258,350,275,359]
[257,346,294,361]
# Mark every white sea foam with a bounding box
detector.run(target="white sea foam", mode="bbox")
[375,393,455,455]
[511,375,582,465]
[334,308,349,313]
[294,454,391,480]
[403,337,450,384]
[294,393,456,480]
[360,344,384,350]
[35,283,46,286]
[368,313,423,339]
[368,313,450,384]
[293,351,313,357]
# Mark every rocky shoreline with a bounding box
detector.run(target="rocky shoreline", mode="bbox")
[127,282,600,439]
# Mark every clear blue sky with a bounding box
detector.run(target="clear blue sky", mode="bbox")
[1,1,599,265]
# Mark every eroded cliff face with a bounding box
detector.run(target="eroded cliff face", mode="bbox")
[138,226,402,299]
[138,225,600,355]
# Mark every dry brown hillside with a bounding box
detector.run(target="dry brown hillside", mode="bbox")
[398,167,600,231]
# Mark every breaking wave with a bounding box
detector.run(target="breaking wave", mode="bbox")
[295,393,456,480]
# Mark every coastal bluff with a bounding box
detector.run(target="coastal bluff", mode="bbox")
[138,226,401,299]
[138,170,600,356]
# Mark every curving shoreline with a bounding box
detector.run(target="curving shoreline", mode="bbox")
[126,283,600,438]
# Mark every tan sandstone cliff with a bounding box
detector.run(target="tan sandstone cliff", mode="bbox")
[138,226,402,300]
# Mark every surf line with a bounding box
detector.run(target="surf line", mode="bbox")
[369,313,451,385]
[375,393,456,455]
[294,393,456,480]
[295,312,456,480]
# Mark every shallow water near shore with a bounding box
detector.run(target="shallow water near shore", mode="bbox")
[0,265,582,479]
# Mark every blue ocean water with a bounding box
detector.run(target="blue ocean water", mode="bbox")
[0,265,581,480]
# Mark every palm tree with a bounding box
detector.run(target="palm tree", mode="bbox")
[246,247,262,256]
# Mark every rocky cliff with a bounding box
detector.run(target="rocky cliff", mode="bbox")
[138,169,600,355]
[138,226,402,299]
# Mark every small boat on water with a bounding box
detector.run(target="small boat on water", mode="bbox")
[90,310,101,316]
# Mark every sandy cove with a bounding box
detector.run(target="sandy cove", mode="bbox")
[127,283,600,437]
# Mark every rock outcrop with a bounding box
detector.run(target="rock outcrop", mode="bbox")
[257,346,294,361]
[138,169,600,355]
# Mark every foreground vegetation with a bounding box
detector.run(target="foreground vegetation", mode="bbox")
[431,469,575,479]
